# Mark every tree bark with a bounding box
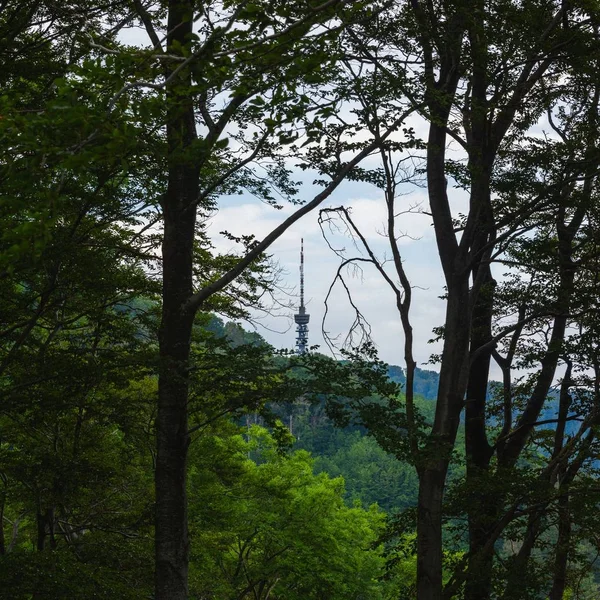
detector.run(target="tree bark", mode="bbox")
[464,266,496,600]
[549,490,570,600]
[415,17,469,583]
[0,492,5,556]
[548,365,573,600]
[36,509,46,552]
[417,280,471,600]
[417,468,445,600]
[155,2,199,598]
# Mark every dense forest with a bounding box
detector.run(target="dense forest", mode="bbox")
[3,1,600,599]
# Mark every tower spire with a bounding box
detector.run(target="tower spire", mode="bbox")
[294,238,310,353]
[300,237,305,308]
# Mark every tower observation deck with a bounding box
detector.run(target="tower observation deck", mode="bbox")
[294,238,310,354]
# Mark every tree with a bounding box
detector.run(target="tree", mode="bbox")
[0,290,156,597]
[318,1,600,597]
[0,0,144,373]
[2,1,410,595]
[98,1,411,596]
[445,26,600,599]
[188,423,391,600]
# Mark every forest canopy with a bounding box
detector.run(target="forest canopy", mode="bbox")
[2,1,600,599]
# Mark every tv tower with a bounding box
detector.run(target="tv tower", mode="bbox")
[294,238,310,354]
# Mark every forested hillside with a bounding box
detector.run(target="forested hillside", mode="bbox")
[3,1,600,599]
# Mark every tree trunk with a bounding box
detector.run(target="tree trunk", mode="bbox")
[464,266,496,600]
[417,284,471,600]
[155,2,199,598]
[549,372,573,600]
[549,490,570,600]
[417,468,445,600]
[36,509,46,552]
[502,511,544,600]
[0,492,5,556]
[47,507,56,550]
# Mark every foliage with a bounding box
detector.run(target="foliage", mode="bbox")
[188,424,393,600]
[5,0,600,599]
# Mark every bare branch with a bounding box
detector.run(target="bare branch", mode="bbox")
[183,118,405,315]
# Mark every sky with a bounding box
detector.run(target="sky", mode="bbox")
[205,102,476,373]
[115,14,550,377]
[209,175,454,372]
[117,20,471,373]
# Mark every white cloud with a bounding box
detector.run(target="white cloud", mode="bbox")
[207,182,449,371]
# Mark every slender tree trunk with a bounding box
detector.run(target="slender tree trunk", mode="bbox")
[34,506,56,553]
[417,284,471,600]
[549,367,573,600]
[155,2,199,598]
[156,206,195,600]
[47,507,56,550]
[462,23,497,587]
[417,468,445,599]
[0,491,5,556]
[549,490,570,600]
[36,509,46,552]
[33,507,48,600]
[502,511,544,600]
[464,266,496,600]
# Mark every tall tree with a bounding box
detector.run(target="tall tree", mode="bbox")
[108,1,404,596]
[327,1,600,597]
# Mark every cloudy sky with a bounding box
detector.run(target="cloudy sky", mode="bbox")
[209,171,457,372]
[117,19,510,375]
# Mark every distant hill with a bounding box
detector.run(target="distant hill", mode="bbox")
[387,365,441,401]
[205,315,266,346]
[387,364,575,435]
[208,318,565,428]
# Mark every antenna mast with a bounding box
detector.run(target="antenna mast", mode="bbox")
[294,238,310,353]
